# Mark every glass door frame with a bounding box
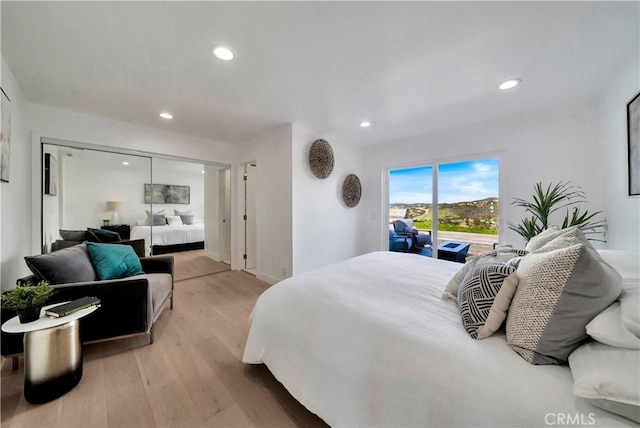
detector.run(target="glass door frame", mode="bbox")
[383,151,505,257]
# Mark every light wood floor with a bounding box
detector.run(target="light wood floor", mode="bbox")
[0,254,327,428]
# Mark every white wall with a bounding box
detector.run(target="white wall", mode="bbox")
[291,124,364,274]
[0,58,32,291]
[597,57,640,254]
[360,102,605,253]
[236,124,293,283]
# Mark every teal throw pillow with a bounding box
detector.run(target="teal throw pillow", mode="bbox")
[87,228,121,242]
[86,242,144,280]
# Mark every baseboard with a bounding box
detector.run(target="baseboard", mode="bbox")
[203,250,221,262]
[257,272,281,285]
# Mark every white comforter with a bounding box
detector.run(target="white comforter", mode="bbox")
[130,223,205,255]
[243,251,633,427]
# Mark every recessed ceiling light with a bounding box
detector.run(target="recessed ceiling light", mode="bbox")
[201,170,205,174]
[498,79,522,90]
[122,161,130,166]
[360,121,371,128]
[213,46,234,61]
[159,112,173,119]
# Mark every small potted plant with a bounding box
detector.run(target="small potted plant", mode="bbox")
[1,282,56,323]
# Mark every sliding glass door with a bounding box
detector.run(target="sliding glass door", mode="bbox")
[388,157,499,260]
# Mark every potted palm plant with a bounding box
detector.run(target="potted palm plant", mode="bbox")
[1,282,55,323]
[508,181,607,242]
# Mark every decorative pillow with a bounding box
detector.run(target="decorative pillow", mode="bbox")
[587,302,640,349]
[87,227,121,242]
[174,209,192,216]
[524,226,565,252]
[86,242,144,281]
[59,229,88,242]
[166,215,183,226]
[24,244,98,285]
[152,214,167,226]
[145,209,165,225]
[179,215,195,225]
[442,254,481,300]
[569,341,640,423]
[506,228,622,364]
[496,248,528,263]
[477,272,519,339]
[457,255,517,339]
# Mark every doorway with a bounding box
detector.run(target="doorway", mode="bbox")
[244,162,257,274]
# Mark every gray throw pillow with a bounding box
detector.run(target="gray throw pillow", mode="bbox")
[507,228,622,365]
[179,215,194,225]
[24,244,98,285]
[152,215,167,226]
[458,255,516,339]
[174,209,192,216]
[59,229,88,242]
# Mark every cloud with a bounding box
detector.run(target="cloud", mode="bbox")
[390,159,498,204]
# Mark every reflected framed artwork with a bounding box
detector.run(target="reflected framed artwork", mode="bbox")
[44,153,58,196]
[1,87,11,183]
[144,184,190,204]
[628,91,640,196]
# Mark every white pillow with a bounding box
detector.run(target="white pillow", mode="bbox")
[166,215,183,226]
[569,341,640,423]
[174,209,192,216]
[587,302,640,349]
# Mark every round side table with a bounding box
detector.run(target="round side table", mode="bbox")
[2,302,99,404]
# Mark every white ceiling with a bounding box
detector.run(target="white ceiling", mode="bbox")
[2,1,638,146]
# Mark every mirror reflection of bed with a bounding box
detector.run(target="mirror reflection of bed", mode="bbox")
[40,141,232,277]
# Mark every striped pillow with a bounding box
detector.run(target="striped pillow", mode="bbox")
[458,255,516,339]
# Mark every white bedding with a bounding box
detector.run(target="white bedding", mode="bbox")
[243,251,634,427]
[130,223,205,255]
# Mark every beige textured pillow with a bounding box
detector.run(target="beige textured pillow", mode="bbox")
[507,228,622,364]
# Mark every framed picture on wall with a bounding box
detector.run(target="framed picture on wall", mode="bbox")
[628,90,640,196]
[1,87,11,183]
[44,153,58,196]
[144,184,190,204]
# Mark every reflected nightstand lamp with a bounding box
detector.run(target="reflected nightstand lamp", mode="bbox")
[106,201,122,225]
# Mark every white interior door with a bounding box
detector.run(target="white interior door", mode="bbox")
[219,168,231,263]
[245,163,257,270]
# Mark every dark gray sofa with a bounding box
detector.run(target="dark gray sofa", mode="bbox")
[1,253,174,368]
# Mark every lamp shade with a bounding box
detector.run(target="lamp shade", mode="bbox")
[106,201,122,211]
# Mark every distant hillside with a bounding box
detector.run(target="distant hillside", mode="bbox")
[391,197,499,230]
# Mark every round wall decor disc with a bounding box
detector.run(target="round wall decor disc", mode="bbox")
[342,174,362,207]
[309,139,334,179]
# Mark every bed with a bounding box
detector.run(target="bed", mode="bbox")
[243,251,637,427]
[130,223,205,255]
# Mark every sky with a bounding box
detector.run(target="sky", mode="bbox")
[389,158,499,204]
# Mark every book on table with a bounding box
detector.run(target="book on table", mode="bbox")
[45,297,101,318]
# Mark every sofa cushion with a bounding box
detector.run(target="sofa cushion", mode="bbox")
[25,244,98,285]
[506,228,622,364]
[87,227,121,242]
[87,242,144,280]
[147,273,173,321]
[59,229,88,242]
